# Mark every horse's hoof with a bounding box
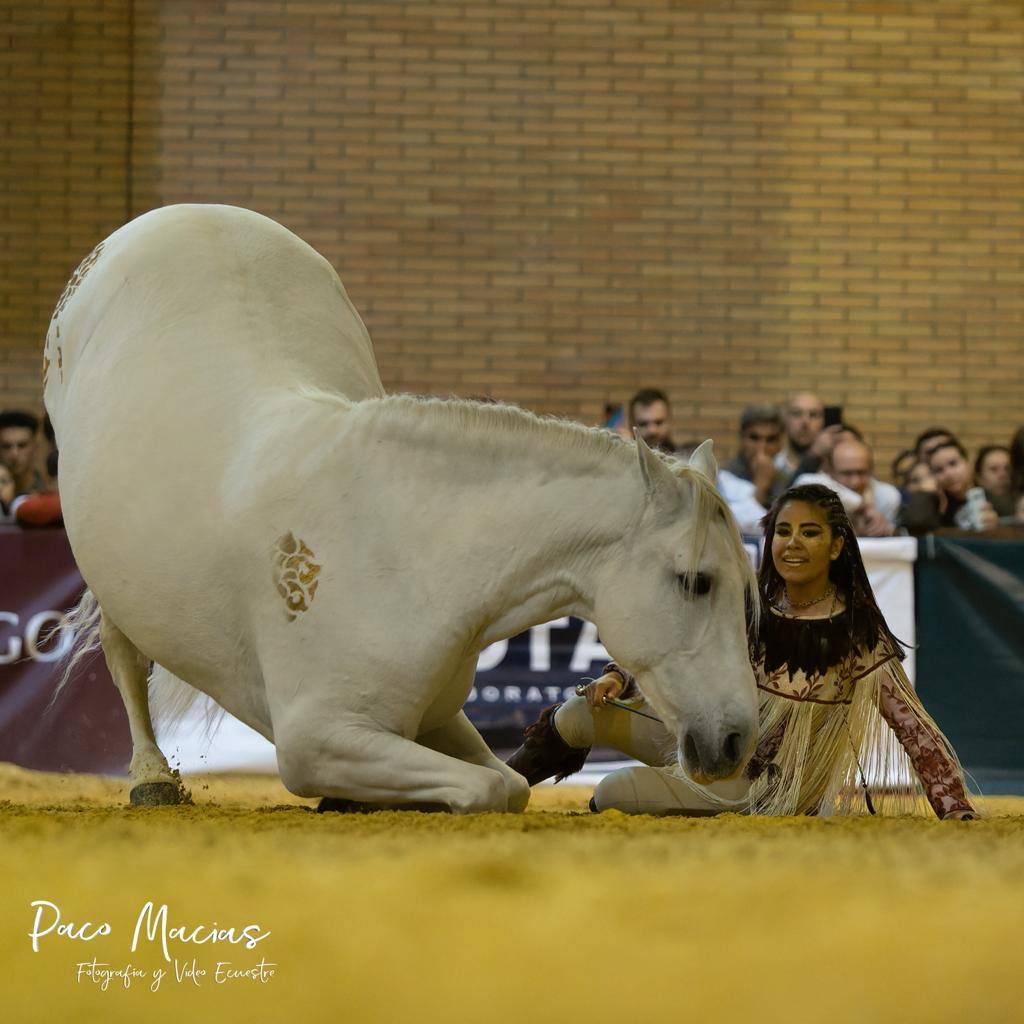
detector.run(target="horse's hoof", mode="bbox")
[316,797,449,814]
[130,781,184,806]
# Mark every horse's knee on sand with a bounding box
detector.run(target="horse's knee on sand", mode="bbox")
[496,764,530,813]
[276,745,323,799]
[276,727,511,814]
[462,769,509,814]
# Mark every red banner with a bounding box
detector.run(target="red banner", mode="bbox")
[0,526,130,774]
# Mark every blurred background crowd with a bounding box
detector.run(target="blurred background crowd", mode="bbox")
[607,388,1024,538]
[4,392,1022,539]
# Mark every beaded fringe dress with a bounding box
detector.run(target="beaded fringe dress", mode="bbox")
[678,607,977,818]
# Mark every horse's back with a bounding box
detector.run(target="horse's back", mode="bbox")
[45,204,382,442]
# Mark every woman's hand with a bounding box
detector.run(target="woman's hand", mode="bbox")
[579,672,626,708]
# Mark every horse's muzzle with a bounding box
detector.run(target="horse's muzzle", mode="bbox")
[681,725,749,783]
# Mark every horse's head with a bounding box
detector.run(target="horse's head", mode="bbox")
[592,437,758,784]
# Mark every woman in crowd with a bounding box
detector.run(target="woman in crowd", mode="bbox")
[901,440,1000,533]
[1009,427,1024,497]
[507,484,978,820]
[974,445,1015,512]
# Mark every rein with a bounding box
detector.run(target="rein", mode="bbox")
[601,697,664,723]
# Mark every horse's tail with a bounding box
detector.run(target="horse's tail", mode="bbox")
[47,587,103,712]
[149,663,225,741]
[49,589,225,742]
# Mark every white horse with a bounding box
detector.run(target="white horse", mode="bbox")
[46,204,758,813]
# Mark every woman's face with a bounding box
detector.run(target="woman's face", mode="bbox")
[771,500,844,590]
[977,449,1011,497]
[930,445,972,499]
[0,464,14,506]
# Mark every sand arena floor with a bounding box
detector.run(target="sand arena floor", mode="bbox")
[3,765,1023,1024]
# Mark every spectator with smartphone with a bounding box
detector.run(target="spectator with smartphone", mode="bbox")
[901,441,999,534]
[786,412,863,487]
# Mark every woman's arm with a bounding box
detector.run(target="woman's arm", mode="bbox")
[744,718,786,780]
[877,667,976,819]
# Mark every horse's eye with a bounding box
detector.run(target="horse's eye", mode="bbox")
[679,572,712,597]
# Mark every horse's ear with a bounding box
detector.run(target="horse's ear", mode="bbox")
[688,438,718,483]
[634,431,676,502]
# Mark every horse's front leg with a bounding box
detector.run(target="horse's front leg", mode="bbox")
[417,711,530,813]
[274,713,511,814]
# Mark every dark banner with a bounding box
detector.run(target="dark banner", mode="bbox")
[466,617,609,734]
[0,527,130,773]
[915,535,1024,779]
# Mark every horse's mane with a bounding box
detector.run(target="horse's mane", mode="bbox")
[299,386,759,615]
[373,392,636,461]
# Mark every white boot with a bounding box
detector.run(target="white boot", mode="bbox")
[592,765,750,816]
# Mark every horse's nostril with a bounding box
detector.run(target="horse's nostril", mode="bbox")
[724,731,742,765]
[683,732,700,771]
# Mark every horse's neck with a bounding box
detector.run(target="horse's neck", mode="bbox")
[470,456,638,645]
[367,402,642,644]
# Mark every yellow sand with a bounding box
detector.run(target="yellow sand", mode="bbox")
[3,764,1023,1024]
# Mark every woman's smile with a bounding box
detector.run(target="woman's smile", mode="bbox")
[771,500,844,603]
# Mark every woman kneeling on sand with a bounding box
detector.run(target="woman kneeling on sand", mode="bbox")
[507,484,978,820]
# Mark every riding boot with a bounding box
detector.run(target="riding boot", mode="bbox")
[505,704,590,786]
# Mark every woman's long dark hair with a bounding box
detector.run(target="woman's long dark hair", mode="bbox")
[749,484,905,676]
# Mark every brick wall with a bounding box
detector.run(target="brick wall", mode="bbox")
[2,1,1022,473]
[1,1,131,406]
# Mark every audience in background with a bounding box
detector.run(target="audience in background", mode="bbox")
[0,459,15,519]
[628,388,676,454]
[3,390,1020,539]
[974,445,1015,516]
[785,421,864,484]
[776,392,824,475]
[890,449,917,492]
[905,459,937,495]
[794,437,900,537]
[9,449,62,527]
[600,393,1021,539]
[0,410,42,496]
[718,405,791,535]
[902,441,999,534]
[913,427,958,464]
[1008,427,1024,496]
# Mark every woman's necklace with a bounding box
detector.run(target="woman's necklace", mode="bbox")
[779,584,837,611]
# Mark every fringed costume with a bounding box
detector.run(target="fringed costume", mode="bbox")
[744,608,974,818]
